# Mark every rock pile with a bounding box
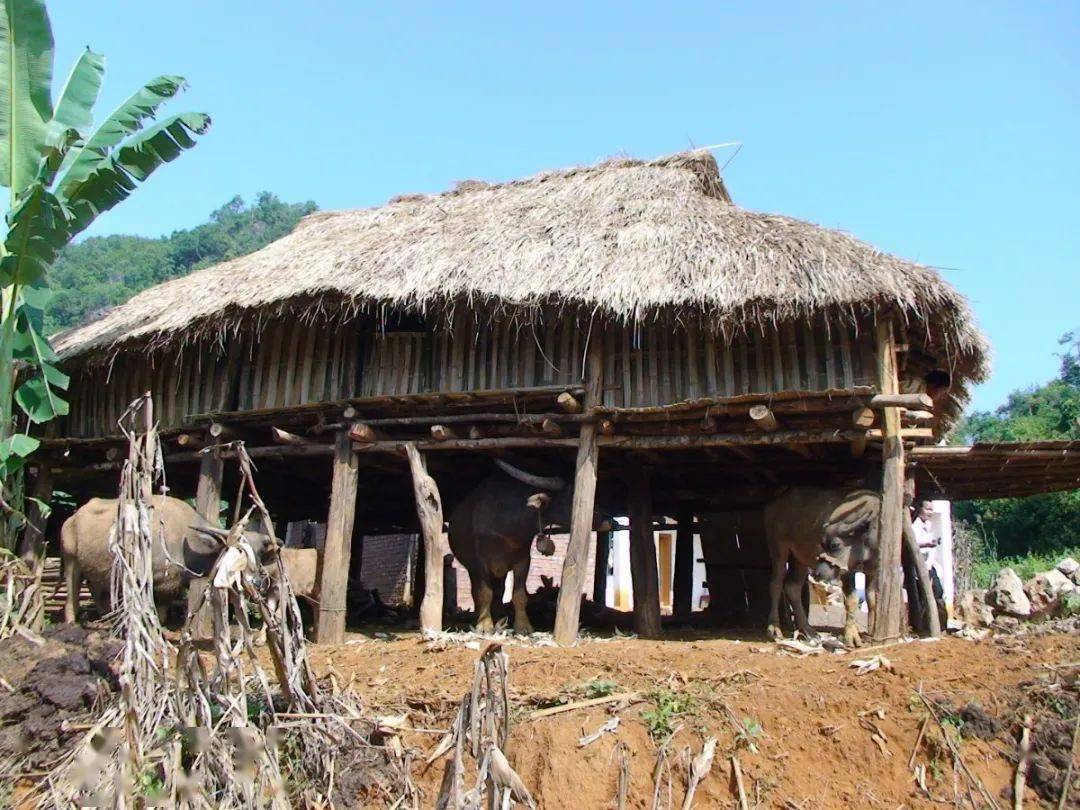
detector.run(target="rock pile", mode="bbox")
[958,557,1079,629]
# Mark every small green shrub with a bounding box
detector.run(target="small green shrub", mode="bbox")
[642,688,699,741]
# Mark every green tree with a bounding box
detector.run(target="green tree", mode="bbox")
[954,332,1080,558]
[0,0,209,549]
[46,193,316,333]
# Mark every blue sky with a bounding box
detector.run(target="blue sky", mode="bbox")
[50,2,1078,412]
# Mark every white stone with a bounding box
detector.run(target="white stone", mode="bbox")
[1057,557,1079,578]
[1025,569,1076,619]
[986,568,1031,618]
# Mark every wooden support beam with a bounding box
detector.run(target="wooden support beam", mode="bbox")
[852,407,876,429]
[175,432,204,450]
[902,511,941,638]
[189,448,224,639]
[468,425,485,440]
[557,391,582,413]
[348,422,380,443]
[598,418,615,437]
[850,434,868,458]
[871,318,905,642]
[869,392,933,411]
[315,430,359,643]
[18,465,52,563]
[627,466,662,639]
[404,442,445,634]
[866,427,934,441]
[673,507,695,619]
[554,334,603,646]
[748,404,778,432]
[592,529,611,606]
[540,417,563,437]
[429,424,457,441]
[208,421,234,440]
[270,426,310,446]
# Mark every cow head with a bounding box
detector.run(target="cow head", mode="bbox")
[187,520,277,585]
[813,493,881,583]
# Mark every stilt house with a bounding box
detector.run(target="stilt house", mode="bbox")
[39,151,1074,643]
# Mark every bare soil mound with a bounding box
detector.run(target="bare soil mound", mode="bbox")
[309,625,1078,808]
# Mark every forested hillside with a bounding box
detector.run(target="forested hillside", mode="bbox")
[954,331,1080,558]
[48,193,317,334]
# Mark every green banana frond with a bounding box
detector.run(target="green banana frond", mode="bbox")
[0,0,56,194]
[1,180,69,288]
[56,74,188,195]
[61,111,210,235]
[50,47,104,137]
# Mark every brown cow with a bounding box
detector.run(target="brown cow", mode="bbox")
[764,487,881,648]
[61,495,272,624]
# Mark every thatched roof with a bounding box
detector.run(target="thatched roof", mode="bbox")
[53,150,988,383]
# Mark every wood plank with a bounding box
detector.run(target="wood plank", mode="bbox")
[327,329,345,400]
[647,325,660,404]
[501,318,514,387]
[282,324,303,406]
[770,325,785,391]
[405,443,446,633]
[298,325,318,404]
[783,322,800,390]
[553,336,603,646]
[522,323,538,388]
[632,327,644,407]
[704,329,719,396]
[872,317,904,642]
[450,314,466,392]
[189,448,223,638]
[737,337,750,394]
[685,321,701,400]
[177,350,192,424]
[603,325,616,407]
[802,319,818,391]
[542,312,558,385]
[838,321,855,389]
[822,315,837,390]
[658,324,672,404]
[752,331,767,393]
[314,430,359,643]
[557,314,572,385]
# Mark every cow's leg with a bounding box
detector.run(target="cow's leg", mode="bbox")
[865,570,878,637]
[510,555,533,635]
[841,572,863,648]
[472,574,495,634]
[766,548,788,641]
[784,561,816,640]
[63,554,81,624]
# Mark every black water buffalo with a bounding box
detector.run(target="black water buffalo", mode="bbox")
[61,495,274,623]
[764,487,881,647]
[448,459,609,634]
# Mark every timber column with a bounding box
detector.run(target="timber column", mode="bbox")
[405,442,446,633]
[553,331,603,646]
[871,317,904,641]
[673,507,695,619]
[188,445,224,638]
[627,466,662,638]
[315,429,359,643]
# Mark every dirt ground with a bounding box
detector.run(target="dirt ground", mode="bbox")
[309,623,1078,809]
[1,621,1076,808]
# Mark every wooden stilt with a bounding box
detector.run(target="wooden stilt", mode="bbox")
[592,529,610,606]
[673,507,695,619]
[315,430,359,643]
[871,318,904,642]
[627,467,662,638]
[405,442,445,633]
[553,333,603,646]
[188,447,223,638]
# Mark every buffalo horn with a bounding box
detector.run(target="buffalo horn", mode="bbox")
[494,458,566,491]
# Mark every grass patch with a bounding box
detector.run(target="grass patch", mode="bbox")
[971,546,1080,588]
[642,687,699,741]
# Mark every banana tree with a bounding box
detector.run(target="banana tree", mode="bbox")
[0,0,210,549]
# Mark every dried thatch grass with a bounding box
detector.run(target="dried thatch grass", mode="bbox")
[52,150,988,383]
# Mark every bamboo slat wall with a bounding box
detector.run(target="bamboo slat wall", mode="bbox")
[63,312,877,437]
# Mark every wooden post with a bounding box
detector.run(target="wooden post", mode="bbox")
[405,442,446,633]
[18,464,52,564]
[592,529,610,605]
[871,318,904,642]
[902,511,942,638]
[315,430,359,643]
[553,332,603,646]
[187,447,223,639]
[673,507,695,619]
[627,467,662,638]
